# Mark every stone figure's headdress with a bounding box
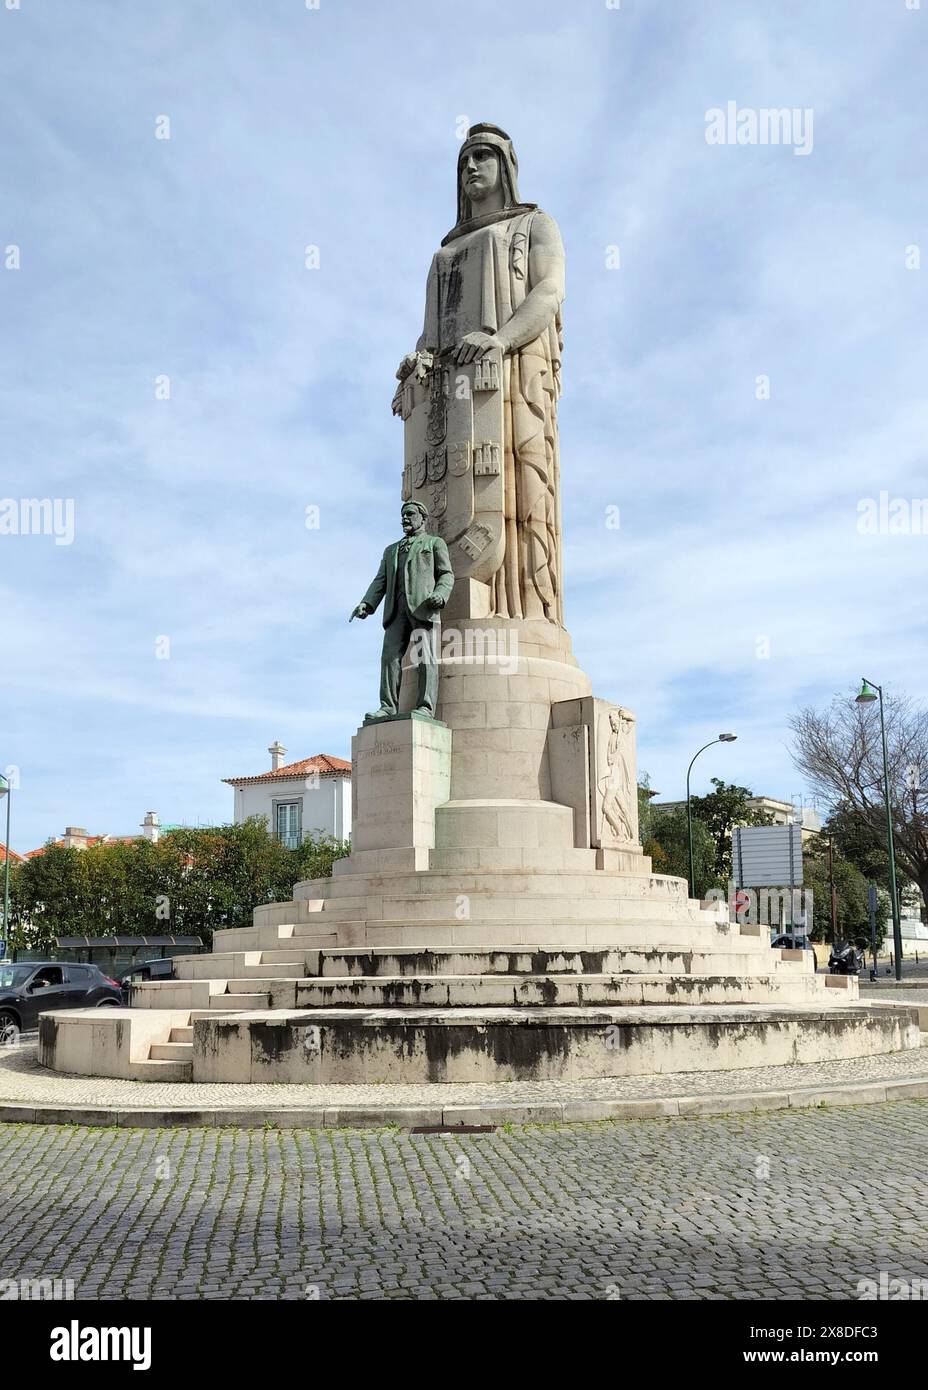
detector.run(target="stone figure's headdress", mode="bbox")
[443,123,536,245]
[456,123,521,221]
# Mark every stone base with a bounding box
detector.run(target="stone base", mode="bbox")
[351,715,451,853]
[36,619,921,1088]
[39,1000,920,1087]
[38,1008,192,1082]
[191,1004,920,1085]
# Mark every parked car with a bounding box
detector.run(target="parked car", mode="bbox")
[0,962,123,1043]
[119,957,176,1003]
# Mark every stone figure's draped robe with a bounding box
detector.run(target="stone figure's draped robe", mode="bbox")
[420,208,564,623]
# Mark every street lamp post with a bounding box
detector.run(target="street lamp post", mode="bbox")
[0,774,10,954]
[856,678,903,981]
[686,734,737,900]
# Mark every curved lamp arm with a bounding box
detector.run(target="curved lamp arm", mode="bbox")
[685,734,737,899]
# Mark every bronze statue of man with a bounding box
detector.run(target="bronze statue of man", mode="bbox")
[350,501,454,721]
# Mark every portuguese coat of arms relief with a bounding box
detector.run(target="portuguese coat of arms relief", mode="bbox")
[400,351,505,583]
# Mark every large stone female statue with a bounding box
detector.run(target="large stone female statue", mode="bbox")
[393,124,566,624]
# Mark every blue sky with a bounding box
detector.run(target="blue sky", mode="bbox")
[2,0,926,851]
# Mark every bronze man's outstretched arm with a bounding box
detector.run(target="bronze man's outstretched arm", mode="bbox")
[349,548,388,621]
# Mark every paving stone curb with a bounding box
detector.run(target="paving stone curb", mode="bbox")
[4,1073,928,1129]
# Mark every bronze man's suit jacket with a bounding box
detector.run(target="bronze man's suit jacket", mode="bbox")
[361,532,454,628]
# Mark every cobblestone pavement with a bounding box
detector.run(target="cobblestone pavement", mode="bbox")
[4,1038,928,1113]
[3,1102,928,1300]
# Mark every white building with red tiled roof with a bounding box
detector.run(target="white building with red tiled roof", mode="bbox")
[223,742,351,848]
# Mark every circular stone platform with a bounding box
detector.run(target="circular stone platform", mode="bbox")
[6,1040,928,1129]
[190,1002,919,1084]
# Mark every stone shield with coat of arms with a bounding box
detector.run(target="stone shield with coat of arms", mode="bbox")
[400,352,505,582]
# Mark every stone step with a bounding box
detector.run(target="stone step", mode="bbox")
[174,954,310,983]
[170,1026,194,1043]
[311,944,804,978]
[225,979,299,1004]
[175,952,259,981]
[138,949,810,1009]
[328,843,651,873]
[212,923,338,953]
[283,893,710,924]
[299,871,688,902]
[291,921,751,951]
[257,948,327,964]
[128,1057,193,1082]
[208,992,269,1011]
[306,841,653,872]
[775,957,814,974]
[294,972,829,1009]
[149,1041,195,1061]
[287,913,739,937]
[129,979,227,1010]
[236,961,309,979]
[857,996,928,1029]
[135,976,297,1009]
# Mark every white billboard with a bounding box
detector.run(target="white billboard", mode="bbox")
[732,823,803,888]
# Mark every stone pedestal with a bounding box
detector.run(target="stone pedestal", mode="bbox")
[351,714,451,853]
[397,615,591,808]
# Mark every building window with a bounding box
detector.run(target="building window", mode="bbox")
[275,801,302,850]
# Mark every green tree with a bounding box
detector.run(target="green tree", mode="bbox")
[645,808,718,896]
[802,838,889,949]
[292,832,351,884]
[688,778,774,884]
[11,820,351,949]
[823,800,893,892]
[4,856,28,947]
[12,842,92,947]
[637,772,656,847]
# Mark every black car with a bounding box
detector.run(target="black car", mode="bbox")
[119,957,176,1003]
[0,962,123,1044]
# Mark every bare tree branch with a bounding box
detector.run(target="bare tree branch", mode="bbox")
[788,690,928,913]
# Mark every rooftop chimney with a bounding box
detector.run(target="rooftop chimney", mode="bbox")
[269,741,287,772]
[62,826,90,849]
[141,811,161,843]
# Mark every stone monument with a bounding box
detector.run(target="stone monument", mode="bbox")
[39,125,920,1087]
